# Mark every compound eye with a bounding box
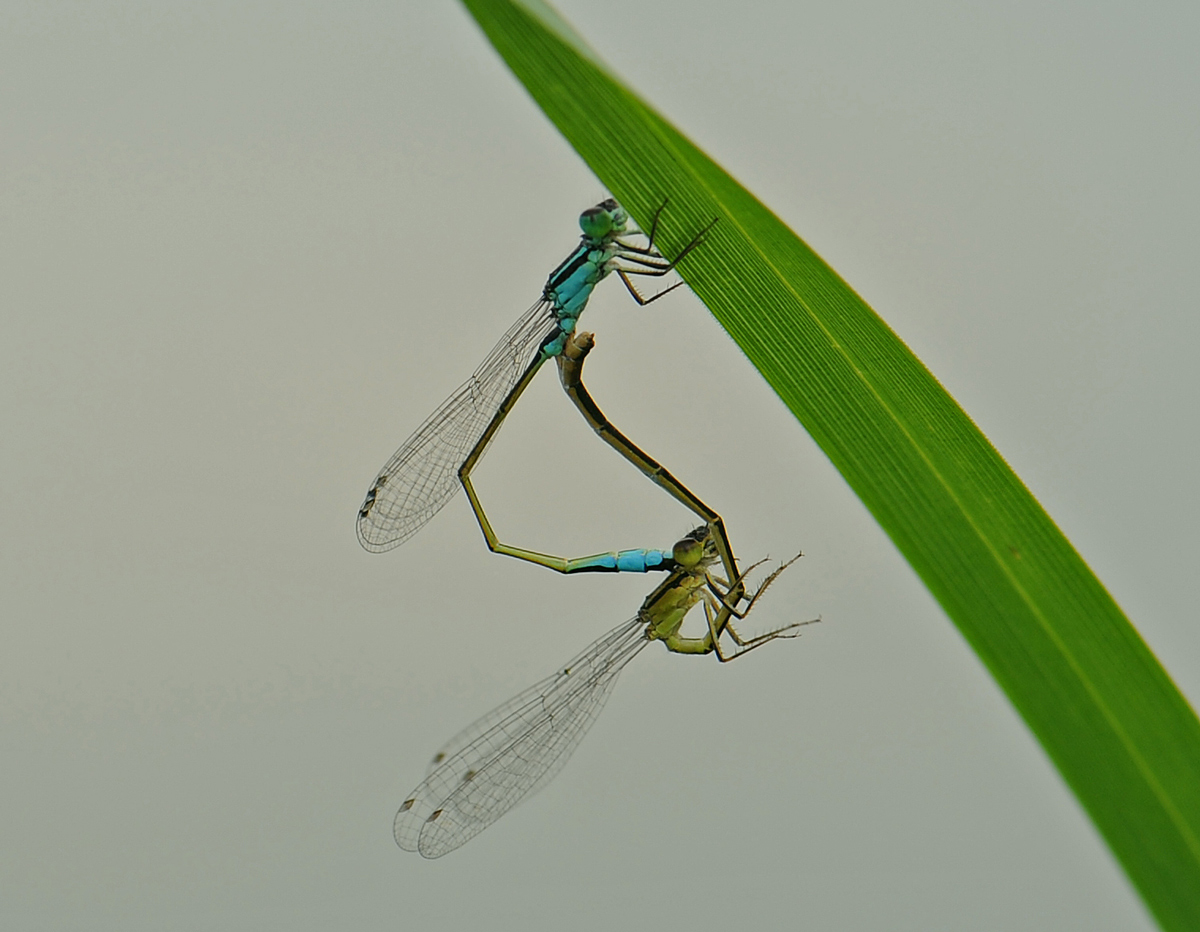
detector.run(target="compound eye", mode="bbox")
[672,536,704,567]
[578,204,614,238]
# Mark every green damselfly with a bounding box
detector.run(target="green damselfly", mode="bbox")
[394,525,811,858]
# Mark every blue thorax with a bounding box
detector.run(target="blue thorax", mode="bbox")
[538,202,630,359]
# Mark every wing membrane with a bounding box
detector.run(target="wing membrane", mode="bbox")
[394,617,650,858]
[356,300,557,551]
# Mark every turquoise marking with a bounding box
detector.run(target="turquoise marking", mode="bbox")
[540,332,568,358]
[616,548,668,572]
[553,272,599,316]
[569,548,671,574]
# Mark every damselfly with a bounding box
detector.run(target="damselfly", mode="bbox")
[357,199,712,555]
[394,525,811,858]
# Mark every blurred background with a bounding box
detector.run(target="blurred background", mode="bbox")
[2,1,1196,928]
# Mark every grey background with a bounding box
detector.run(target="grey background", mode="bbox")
[3,1,1197,929]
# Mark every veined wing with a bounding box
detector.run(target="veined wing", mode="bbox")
[395,617,650,858]
[356,300,557,552]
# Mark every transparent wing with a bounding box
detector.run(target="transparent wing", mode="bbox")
[356,299,557,552]
[395,616,650,858]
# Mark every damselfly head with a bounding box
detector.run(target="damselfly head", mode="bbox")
[579,199,629,240]
[672,525,716,568]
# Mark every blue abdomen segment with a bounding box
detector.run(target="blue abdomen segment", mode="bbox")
[570,548,674,574]
[540,331,569,358]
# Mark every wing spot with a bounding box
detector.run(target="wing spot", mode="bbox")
[427,809,443,823]
[399,798,415,811]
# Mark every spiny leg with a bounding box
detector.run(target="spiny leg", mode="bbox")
[613,253,677,272]
[700,553,810,660]
[708,553,803,621]
[613,195,671,254]
[611,222,716,304]
[614,204,718,304]
[707,556,771,606]
[702,592,818,662]
[660,553,807,662]
[615,273,686,306]
[724,615,820,650]
[631,205,719,268]
[612,250,689,308]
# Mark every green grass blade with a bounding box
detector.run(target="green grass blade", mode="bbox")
[460,1,1200,927]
